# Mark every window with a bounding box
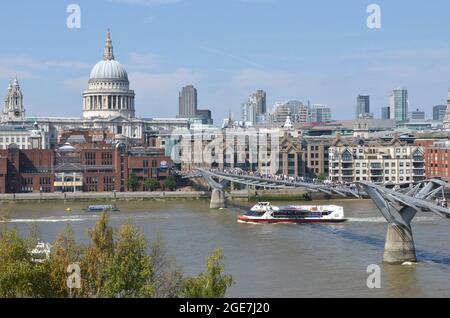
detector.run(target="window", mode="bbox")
[101,152,113,165]
[342,150,353,162]
[85,152,96,166]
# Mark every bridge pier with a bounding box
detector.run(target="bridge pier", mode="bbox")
[363,184,423,264]
[210,188,226,209]
[383,223,416,264]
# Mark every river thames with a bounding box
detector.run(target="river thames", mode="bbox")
[1,199,450,297]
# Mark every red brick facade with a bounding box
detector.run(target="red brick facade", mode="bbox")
[0,146,173,193]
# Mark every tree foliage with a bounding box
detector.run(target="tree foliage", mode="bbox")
[144,179,160,192]
[182,248,233,298]
[127,173,140,192]
[164,176,177,191]
[0,214,232,298]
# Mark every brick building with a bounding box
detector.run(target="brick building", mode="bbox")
[422,140,450,182]
[0,143,173,193]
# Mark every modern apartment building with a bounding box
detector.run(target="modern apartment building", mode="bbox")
[329,136,425,184]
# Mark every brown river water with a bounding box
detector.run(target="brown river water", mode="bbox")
[1,199,450,297]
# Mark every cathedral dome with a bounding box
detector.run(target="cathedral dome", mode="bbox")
[89,30,128,82]
[89,59,128,81]
[83,30,135,120]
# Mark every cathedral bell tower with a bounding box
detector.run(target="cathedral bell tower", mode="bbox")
[2,77,25,122]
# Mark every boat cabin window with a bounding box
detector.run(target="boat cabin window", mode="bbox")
[245,211,266,217]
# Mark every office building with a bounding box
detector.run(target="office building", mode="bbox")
[179,85,197,118]
[382,107,390,120]
[310,104,332,123]
[433,105,447,121]
[389,88,408,122]
[356,95,371,119]
[408,108,425,121]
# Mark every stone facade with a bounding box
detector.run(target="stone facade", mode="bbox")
[0,31,189,149]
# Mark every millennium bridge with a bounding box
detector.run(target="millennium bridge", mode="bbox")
[185,169,450,265]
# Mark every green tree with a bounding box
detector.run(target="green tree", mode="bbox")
[164,176,177,191]
[0,228,53,298]
[82,212,114,297]
[317,173,328,182]
[0,215,233,299]
[127,173,140,192]
[144,178,160,192]
[182,248,233,298]
[103,222,153,298]
[47,225,85,298]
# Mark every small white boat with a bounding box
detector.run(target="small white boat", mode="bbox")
[238,202,347,224]
[84,204,120,212]
[31,242,51,263]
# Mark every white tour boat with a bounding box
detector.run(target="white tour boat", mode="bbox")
[238,202,347,224]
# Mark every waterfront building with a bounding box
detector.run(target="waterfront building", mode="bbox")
[0,31,190,148]
[303,137,333,177]
[0,138,172,193]
[423,140,450,182]
[433,105,447,122]
[309,104,332,123]
[389,88,408,122]
[356,95,371,119]
[276,132,306,177]
[328,136,425,184]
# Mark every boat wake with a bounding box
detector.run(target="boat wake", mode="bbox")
[2,215,95,223]
[347,216,440,223]
[0,213,172,224]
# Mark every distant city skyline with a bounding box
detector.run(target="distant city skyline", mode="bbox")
[1,1,450,124]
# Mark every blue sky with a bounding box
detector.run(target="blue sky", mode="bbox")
[1,0,450,122]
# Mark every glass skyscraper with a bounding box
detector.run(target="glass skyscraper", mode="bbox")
[356,95,370,119]
[389,88,408,122]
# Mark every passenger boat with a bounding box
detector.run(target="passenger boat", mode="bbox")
[237,202,347,224]
[84,204,120,212]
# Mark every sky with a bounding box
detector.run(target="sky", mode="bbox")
[1,0,450,123]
